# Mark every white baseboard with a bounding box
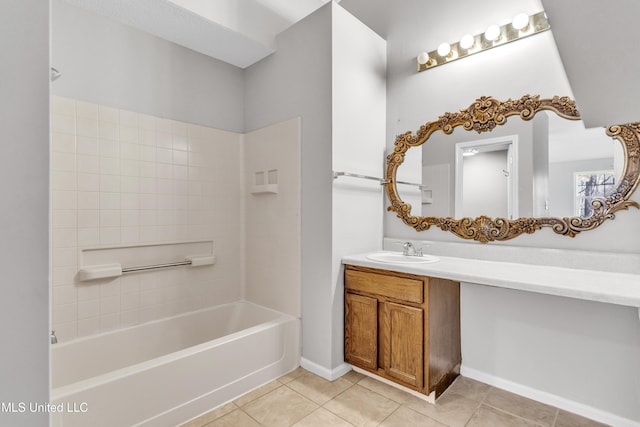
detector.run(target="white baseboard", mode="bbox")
[300,358,352,381]
[461,366,640,427]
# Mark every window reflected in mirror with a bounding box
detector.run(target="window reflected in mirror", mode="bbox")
[574,170,616,217]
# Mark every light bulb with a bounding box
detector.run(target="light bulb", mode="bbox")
[512,13,529,30]
[417,51,430,65]
[460,34,474,50]
[484,24,501,41]
[437,42,451,57]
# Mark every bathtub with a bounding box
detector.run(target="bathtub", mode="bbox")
[51,301,300,427]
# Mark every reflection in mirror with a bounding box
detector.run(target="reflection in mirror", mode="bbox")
[386,95,640,242]
[546,113,623,218]
[412,112,623,220]
[454,135,517,219]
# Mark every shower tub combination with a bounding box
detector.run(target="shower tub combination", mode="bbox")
[51,301,300,426]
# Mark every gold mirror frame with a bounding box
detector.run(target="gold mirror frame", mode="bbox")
[385,94,640,242]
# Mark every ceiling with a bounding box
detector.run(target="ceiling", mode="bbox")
[61,0,335,69]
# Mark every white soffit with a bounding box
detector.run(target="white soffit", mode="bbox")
[542,0,640,127]
[61,0,333,68]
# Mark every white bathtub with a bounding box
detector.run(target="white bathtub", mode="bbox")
[51,301,300,427]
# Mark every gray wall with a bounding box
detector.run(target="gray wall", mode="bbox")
[51,0,244,132]
[0,1,50,426]
[244,4,334,371]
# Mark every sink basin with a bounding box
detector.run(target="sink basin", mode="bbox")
[366,252,440,264]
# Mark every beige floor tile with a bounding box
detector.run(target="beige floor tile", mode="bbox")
[555,410,611,427]
[292,408,355,427]
[180,402,237,427]
[277,366,307,384]
[483,388,558,426]
[379,406,446,427]
[356,376,414,404]
[341,370,365,384]
[404,391,480,427]
[234,381,282,407]
[466,404,541,427]
[444,376,491,402]
[205,409,262,427]
[324,384,400,427]
[242,385,318,427]
[287,372,354,405]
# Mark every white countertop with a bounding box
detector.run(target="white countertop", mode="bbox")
[342,251,640,308]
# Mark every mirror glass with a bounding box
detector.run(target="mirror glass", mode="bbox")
[400,113,623,220]
[386,95,640,242]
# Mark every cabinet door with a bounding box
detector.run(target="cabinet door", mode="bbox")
[345,292,378,370]
[383,302,424,388]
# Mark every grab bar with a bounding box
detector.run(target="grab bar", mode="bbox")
[122,260,193,273]
[78,256,215,281]
[333,171,426,189]
[333,171,389,184]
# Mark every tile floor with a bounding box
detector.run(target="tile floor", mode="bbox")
[180,368,609,427]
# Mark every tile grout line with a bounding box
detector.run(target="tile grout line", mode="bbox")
[316,379,360,426]
[283,377,356,426]
[551,407,560,427]
[480,402,553,427]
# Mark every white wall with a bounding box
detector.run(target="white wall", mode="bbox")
[245,4,387,378]
[244,118,301,318]
[331,4,386,372]
[0,1,50,426]
[244,4,335,374]
[51,0,244,133]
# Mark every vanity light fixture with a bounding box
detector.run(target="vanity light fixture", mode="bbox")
[459,34,475,50]
[437,42,452,57]
[484,25,501,42]
[417,11,550,72]
[512,13,530,31]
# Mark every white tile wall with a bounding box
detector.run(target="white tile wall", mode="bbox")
[51,97,243,342]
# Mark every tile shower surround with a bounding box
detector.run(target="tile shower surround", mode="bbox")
[51,97,243,342]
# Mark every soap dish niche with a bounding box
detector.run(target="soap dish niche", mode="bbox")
[251,169,278,194]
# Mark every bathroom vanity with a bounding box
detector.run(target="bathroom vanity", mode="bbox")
[344,264,461,399]
[343,247,640,406]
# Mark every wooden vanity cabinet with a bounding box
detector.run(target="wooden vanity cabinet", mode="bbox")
[344,265,461,397]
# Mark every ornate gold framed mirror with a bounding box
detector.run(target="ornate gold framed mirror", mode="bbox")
[385,94,640,242]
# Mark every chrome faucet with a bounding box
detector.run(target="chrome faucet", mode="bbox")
[50,330,58,344]
[402,241,414,256]
[402,241,425,257]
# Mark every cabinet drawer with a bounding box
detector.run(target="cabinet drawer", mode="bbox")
[345,269,423,304]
